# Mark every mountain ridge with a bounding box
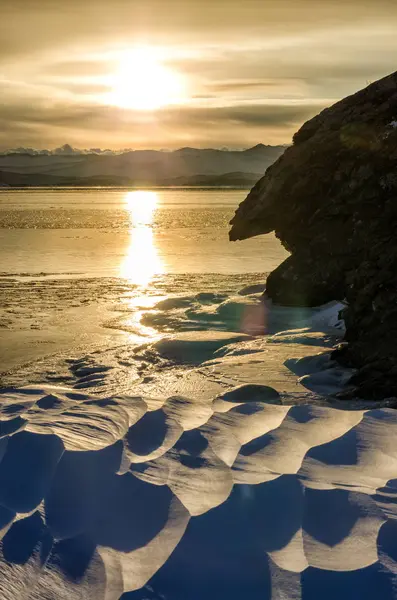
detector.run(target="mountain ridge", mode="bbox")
[0,144,286,187]
[0,143,287,157]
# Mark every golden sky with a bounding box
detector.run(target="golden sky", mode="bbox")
[1,0,396,150]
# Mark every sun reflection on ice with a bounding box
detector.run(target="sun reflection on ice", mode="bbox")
[120,190,164,288]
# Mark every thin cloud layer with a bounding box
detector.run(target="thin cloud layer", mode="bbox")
[0,0,396,149]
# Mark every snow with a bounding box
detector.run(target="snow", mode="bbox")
[1,291,397,598]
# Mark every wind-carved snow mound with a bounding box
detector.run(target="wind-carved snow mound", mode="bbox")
[0,298,395,598]
[1,381,397,599]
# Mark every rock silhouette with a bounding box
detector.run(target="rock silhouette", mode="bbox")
[230,71,397,399]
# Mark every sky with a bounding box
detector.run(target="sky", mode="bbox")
[1,0,396,150]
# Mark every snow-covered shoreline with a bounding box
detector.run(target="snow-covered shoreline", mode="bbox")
[1,288,397,598]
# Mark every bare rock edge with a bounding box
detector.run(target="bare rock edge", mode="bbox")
[230,71,397,400]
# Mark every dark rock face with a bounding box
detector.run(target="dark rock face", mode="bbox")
[229,72,397,399]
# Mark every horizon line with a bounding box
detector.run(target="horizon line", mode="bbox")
[0,142,291,156]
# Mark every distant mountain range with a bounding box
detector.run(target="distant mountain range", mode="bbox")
[0,144,286,188]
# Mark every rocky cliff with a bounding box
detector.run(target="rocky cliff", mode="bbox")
[230,71,397,399]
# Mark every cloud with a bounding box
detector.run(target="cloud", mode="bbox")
[1,0,397,71]
[0,0,396,148]
[0,94,328,150]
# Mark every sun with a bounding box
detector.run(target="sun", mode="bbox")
[108,47,185,110]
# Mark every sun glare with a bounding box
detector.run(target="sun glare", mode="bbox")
[108,48,185,110]
[125,189,158,226]
[120,190,164,287]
